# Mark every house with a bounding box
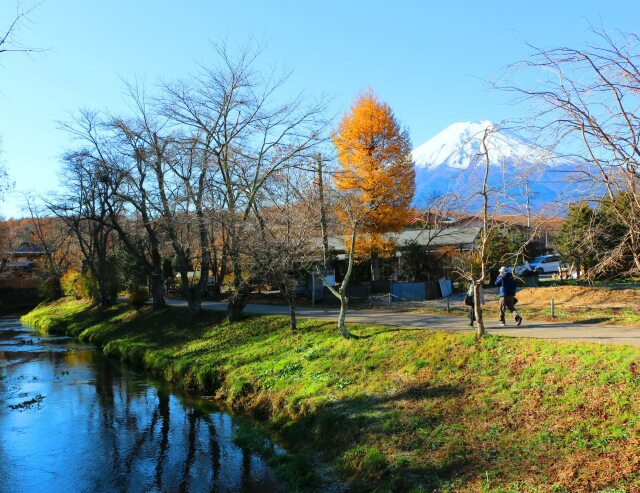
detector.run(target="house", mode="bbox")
[7,243,47,270]
[396,226,482,252]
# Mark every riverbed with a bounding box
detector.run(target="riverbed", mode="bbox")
[0,317,283,492]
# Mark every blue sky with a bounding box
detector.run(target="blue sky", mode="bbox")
[1,0,639,217]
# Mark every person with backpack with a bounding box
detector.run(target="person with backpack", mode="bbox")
[495,266,523,327]
[465,282,484,327]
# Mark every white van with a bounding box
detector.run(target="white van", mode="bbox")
[529,254,561,274]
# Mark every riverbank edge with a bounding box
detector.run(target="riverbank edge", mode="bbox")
[20,300,337,492]
[21,298,640,492]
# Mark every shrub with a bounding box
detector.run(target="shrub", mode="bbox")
[61,271,82,298]
[38,276,62,300]
[60,270,98,300]
[127,285,149,309]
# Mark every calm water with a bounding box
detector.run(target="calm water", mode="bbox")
[0,317,283,493]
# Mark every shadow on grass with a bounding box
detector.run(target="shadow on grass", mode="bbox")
[275,382,469,491]
[350,326,425,339]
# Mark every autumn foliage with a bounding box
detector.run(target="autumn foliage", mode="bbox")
[332,92,415,267]
[333,91,415,231]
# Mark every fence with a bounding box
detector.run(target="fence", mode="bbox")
[392,282,427,302]
[319,279,451,305]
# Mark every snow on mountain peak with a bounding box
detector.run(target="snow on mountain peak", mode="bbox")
[412,120,549,170]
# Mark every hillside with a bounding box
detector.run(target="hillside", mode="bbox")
[412,121,581,212]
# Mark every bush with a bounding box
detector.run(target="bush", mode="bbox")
[60,270,95,300]
[127,285,149,309]
[38,276,62,301]
[61,271,81,298]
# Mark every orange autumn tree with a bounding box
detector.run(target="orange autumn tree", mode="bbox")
[333,91,415,281]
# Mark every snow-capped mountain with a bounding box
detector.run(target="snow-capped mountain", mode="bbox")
[413,120,553,171]
[411,121,576,211]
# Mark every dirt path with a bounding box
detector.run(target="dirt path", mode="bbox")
[165,299,640,347]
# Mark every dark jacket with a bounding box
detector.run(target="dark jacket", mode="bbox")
[495,272,517,297]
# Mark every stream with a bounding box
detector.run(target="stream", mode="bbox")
[0,316,284,492]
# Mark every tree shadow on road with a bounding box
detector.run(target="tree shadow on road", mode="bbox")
[571,317,611,325]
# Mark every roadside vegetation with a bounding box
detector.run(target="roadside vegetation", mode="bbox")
[23,299,640,492]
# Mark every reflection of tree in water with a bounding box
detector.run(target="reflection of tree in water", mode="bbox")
[87,357,271,492]
[155,388,170,489]
[179,408,199,492]
[90,351,122,486]
[241,447,253,491]
[1,322,280,492]
[203,414,221,486]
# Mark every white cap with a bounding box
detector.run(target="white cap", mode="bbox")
[499,266,510,273]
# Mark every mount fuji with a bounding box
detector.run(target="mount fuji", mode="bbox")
[411,120,576,211]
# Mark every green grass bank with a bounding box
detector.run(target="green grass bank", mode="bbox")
[22,299,640,492]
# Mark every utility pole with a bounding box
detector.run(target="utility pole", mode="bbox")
[524,179,531,229]
[317,153,330,268]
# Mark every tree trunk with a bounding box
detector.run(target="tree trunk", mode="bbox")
[318,222,357,338]
[149,233,165,308]
[150,272,166,309]
[228,225,243,288]
[287,293,298,331]
[226,227,248,320]
[337,224,357,338]
[337,291,350,338]
[187,297,200,316]
[473,282,485,339]
[227,283,251,322]
[317,154,330,268]
[371,251,380,281]
[98,279,113,309]
[176,260,190,299]
[210,237,226,300]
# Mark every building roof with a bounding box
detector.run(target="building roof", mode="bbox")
[324,226,482,252]
[13,243,47,255]
[396,226,482,249]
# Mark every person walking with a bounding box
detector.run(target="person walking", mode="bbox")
[495,267,523,326]
[466,282,484,327]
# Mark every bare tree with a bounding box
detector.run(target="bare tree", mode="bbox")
[317,193,366,339]
[502,27,640,275]
[108,110,168,309]
[453,124,537,338]
[160,42,327,320]
[245,168,320,330]
[469,128,493,337]
[314,153,332,268]
[50,151,118,308]
[0,2,42,201]
[25,195,77,291]
[0,2,40,56]
[60,107,169,309]
[0,139,13,203]
[55,44,328,317]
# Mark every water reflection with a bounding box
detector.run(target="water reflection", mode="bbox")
[0,317,283,493]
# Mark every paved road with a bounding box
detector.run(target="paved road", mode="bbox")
[164,299,640,347]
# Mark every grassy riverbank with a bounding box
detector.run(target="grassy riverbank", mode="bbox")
[23,299,640,492]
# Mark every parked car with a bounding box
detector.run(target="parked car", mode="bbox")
[514,260,533,276]
[529,254,562,273]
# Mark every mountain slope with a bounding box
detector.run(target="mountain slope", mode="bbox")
[411,121,577,211]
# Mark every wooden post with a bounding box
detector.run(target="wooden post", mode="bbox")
[446,298,450,313]
[311,273,316,306]
[551,298,555,319]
